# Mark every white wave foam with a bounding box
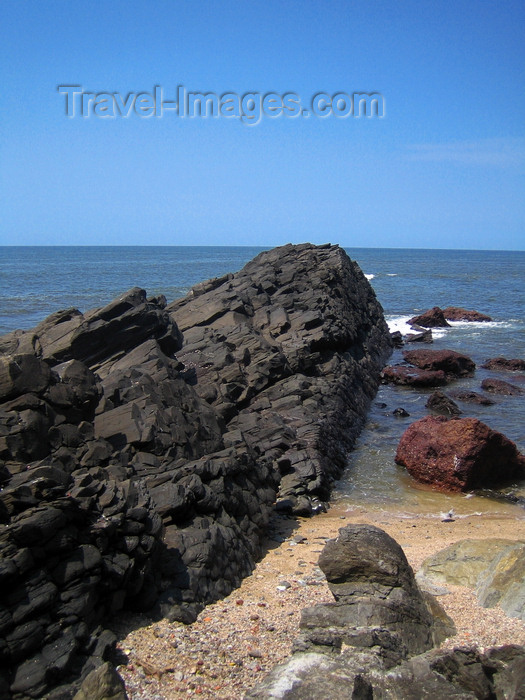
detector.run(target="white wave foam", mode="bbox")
[386,316,413,335]
[431,328,448,339]
[387,273,398,276]
[386,315,449,339]
[364,273,375,280]
[447,319,516,330]
[386,315,517,338]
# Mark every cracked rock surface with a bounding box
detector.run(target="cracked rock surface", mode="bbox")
[0,243,391,698]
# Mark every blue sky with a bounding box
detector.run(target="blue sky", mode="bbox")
[1,0,524,249]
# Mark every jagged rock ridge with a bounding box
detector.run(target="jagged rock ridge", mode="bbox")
[0,243,391,698]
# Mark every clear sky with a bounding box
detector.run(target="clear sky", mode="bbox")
[1,0,524,249]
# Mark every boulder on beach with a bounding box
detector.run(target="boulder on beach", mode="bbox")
[248,524,525,699]
[247,524,453,698]
[395,415,525,492]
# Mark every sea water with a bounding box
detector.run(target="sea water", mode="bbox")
[1,246,524,517]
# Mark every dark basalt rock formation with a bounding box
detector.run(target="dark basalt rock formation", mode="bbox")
[0,243,392,699]
[390,330,404,347]
[482,357,525,372]
[248,525,525,700]
[167,243,392,514]
[395,416,525,492]
[442,306,493,322]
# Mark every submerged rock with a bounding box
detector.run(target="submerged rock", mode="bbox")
[426,391,462,415]
[382,348,475,388]
[482,357,525,372]
[481,377,524,395]
[395,415,525,492]
[449,390,495,406]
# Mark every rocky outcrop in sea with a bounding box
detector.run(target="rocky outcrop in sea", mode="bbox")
[0,243,392,699]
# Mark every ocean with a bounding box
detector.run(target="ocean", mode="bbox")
[1,245,524,517]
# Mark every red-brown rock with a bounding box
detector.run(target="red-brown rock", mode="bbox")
[442,306,492,322]
[408,307,450,328]
[482,357,525,372]
[381,365,447,387]
[395,416,525,492]
[403,349,476,377]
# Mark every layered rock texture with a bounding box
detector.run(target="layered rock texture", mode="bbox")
[419,538,525,622]
[0,243,392,698]
[248,525,525,699]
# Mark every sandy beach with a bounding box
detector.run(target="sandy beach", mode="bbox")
[112,500,525,699]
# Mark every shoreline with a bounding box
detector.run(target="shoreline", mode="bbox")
[113,501,525,699]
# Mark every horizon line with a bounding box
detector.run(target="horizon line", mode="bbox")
[1,243,524,253]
